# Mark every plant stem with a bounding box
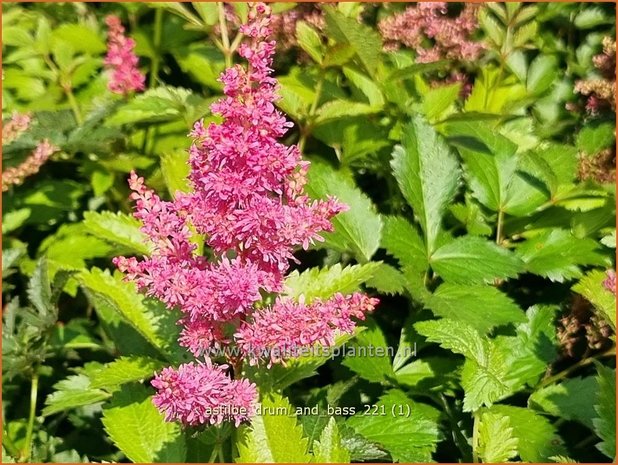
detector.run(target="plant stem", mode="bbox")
[150,8,163,88]
[22,370,39,462]
[217,442,225,463]
[537,346,615,389]
[207,444,219,463]
[298,75,325,152]
[495,209,504,245]
[64,84,83,125]
[218,2,232,68]
[471,410,480,463]
[439,394,472,462]
[141,8,164,154]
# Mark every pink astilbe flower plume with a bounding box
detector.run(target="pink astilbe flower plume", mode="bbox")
[3,112,31,144]
[152,361,256,426]
[379,3,484,63]
[114,3,378,427]
[104,15,145,96]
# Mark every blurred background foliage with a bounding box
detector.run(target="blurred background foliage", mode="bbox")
[2,2,616,463]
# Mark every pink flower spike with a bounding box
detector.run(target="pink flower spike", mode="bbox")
[104,15,145,96]
[152,361,256,426]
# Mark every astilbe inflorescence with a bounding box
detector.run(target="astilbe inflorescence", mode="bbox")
[2,112,31,144]
[114,3,378,427]
[378,3,484,63]
[104,15,145,96]
[574,37,616,115]
[2,113,57,192]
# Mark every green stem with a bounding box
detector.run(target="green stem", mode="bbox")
[298,75,325,153]
[64,84,83,125]
[141,8,164,154]
[207,444,219,463]
[149,8,163,88]
[439,394,472,462]
[495,209,504,245]
[218,2,232,68]
[471,411,480,463]
[22,370,39,462]
[537,346,615,389]
[217,443,225,463]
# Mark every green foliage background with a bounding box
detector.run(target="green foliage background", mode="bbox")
[2,2,616,463]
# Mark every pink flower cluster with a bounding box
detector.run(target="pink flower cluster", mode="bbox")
[2,113,58,192]
[3,112,31,144]
[236,293,379,366]
[152,361,256,426]
[379,3,484,63]
[114,3,377,427]
[104,15,145,96]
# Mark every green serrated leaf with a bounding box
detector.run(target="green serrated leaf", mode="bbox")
[477,411,519,463]
[83,211,150,255]
[102,384,186,462]
[380,216,429,300]
[391,116,460,254]
[422,83,461,121]
[160,149,190,198]
[284,262,381,303]
[52,23,106,54]
[529,376,598,428]
[593,364,616,459]
[364,263,407,296]
[78,268,185,362]
[236,392,311,463]
[43,374,110,416]
[574,7,611,29]
[489,405,566,462]
[323,6,381,76]
[89,356,165,390]
[496,305,558,390]
[576,123,615,155]
[425,283,526,334]
[107,87,191,125]
[313,417,350,463]
[573,269,616,330]
[342,321,394,383]
[296,21,323,64]
[415,319,510,411]
[517,229,608,282]
[27,258,54,319]
[430,236,524,284]
[526,55,557,95]
[347,390,439,462]
[306,163,382,261]
[343,66,384,107]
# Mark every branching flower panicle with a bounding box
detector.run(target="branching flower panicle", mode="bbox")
[114,2,378,427]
